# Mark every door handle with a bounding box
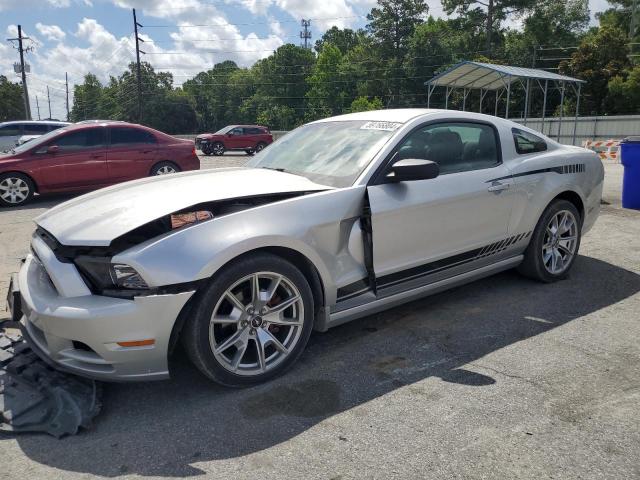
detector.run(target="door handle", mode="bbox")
[90,154,103,159]
[139,150,153,154]
[488,182,510,193]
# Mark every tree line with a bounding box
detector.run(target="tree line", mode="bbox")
[1,0,638,132]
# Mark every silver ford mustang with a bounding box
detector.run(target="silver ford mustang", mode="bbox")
[8,109,604,386]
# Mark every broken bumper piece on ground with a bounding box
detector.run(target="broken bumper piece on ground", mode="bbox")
[0,328,102,438]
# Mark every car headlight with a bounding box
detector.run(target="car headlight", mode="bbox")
[110,264,149,289]
[74,257,149,292]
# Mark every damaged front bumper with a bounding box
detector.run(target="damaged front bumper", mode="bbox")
[16,244,194,382]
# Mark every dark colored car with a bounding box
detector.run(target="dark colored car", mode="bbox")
[196,125,273,156]
[0,121,200,207]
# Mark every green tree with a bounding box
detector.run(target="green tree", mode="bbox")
[560,25,631,114]
[315,27,363,54]
[366,0,428,58]
[0,75,26,121]
[349,96,384,112]
[607,65,640,113]
[442,0,536,54]
[70,73,103,121]
[305,43,349,120]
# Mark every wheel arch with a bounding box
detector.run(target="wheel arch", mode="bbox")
[553,190,585,222]
[168,245,328,355]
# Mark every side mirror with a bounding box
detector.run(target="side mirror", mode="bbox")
[47,145,60,154]
[385,158,439,183]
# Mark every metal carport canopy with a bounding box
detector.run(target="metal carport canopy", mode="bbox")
[424,61,585,90]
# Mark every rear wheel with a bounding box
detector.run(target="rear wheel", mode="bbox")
[150,161,180,176]
[518,199,581,282]
[255,142,267,153]
[183,253,314,387]
[0,173,34,207]
[212,142,225,156]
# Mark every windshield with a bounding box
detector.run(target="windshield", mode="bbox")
[214,126,234,135]
[10,127,69,154]
[246,120,400,187]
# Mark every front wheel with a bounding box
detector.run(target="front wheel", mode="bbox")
[0,173,35,207]
[518,199,581,282]
[212,142,225,156]
[201,143,213,156]
[183,253,314,387]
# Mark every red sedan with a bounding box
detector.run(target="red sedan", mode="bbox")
[0,121,200,207]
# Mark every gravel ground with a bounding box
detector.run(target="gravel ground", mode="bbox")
[0,158,638,480]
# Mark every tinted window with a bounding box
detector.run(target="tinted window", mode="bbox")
[0,125,21,137]
[110,127,156,146]
[229,128,244,136]
[397,122,499,175]
[246,128,262,134]
[513,128,547,154]
[23,124,50,135]
[52,128,106,151]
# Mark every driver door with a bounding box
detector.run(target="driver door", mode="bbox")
[367,121,514,287]
[226,127,245,149]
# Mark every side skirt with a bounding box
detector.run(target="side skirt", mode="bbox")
[325,255,523,330]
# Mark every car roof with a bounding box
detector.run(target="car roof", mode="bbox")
[0,120,71,126]
[312,109,448,124]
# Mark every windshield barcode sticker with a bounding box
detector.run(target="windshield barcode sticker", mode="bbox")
[360,121,403,131]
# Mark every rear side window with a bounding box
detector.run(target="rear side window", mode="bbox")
[513,128,547,154]
[52,129,106,151]
[246,127,262,134]
[0,125,21,136]
[23,124,50,135]
[110,127,156,146]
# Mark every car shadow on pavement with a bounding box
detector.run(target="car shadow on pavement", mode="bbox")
[0,193,76,212]
[5,255,640,477]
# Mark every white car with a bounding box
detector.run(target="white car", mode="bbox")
[8,109,604,387]
[0,120,70,152]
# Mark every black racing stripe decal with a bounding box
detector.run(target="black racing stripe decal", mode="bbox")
[336,278,371,302]
[336,232,533,302]
[376,231,533,290]
[487,163,585,183]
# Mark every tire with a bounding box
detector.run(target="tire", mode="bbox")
[245,149,255,156]
[0,172,35,208]
[518,199,582,282]
[150,161,180,176]
[254,142,267,153]
[201,143,213,156]
[183,252,315,387]
[212,142,225,156]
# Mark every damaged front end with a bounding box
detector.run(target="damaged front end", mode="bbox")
[0,328,102,438]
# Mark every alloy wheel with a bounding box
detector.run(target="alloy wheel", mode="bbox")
[255,143,265,152]
[155,165,176,175]
[213,143,224,155]
[209,271,304,376]
[542,210,578,275]
[0,177,30,205]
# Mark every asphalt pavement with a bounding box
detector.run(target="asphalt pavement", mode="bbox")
[0,157,638,479]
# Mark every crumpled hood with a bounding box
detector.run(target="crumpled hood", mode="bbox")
[36,167,330,246]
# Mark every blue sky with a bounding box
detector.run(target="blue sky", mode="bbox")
[1,0,612,120]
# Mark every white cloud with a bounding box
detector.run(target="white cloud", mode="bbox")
[36,23,67,42]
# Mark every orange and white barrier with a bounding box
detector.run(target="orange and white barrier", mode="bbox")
[582,139,621,162]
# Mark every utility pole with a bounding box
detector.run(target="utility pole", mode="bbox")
[7,25,32,120]
[35,96,40,120]
[65,72,70,121]
[631,0,640,64]
[47,86,51,119]
[133,8,145,122]
[300,19,311,49]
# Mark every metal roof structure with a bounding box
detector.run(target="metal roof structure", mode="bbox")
[423,61,585,144]
[424,61,585,91]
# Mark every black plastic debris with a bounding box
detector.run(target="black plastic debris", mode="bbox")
[0,329,102,438]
